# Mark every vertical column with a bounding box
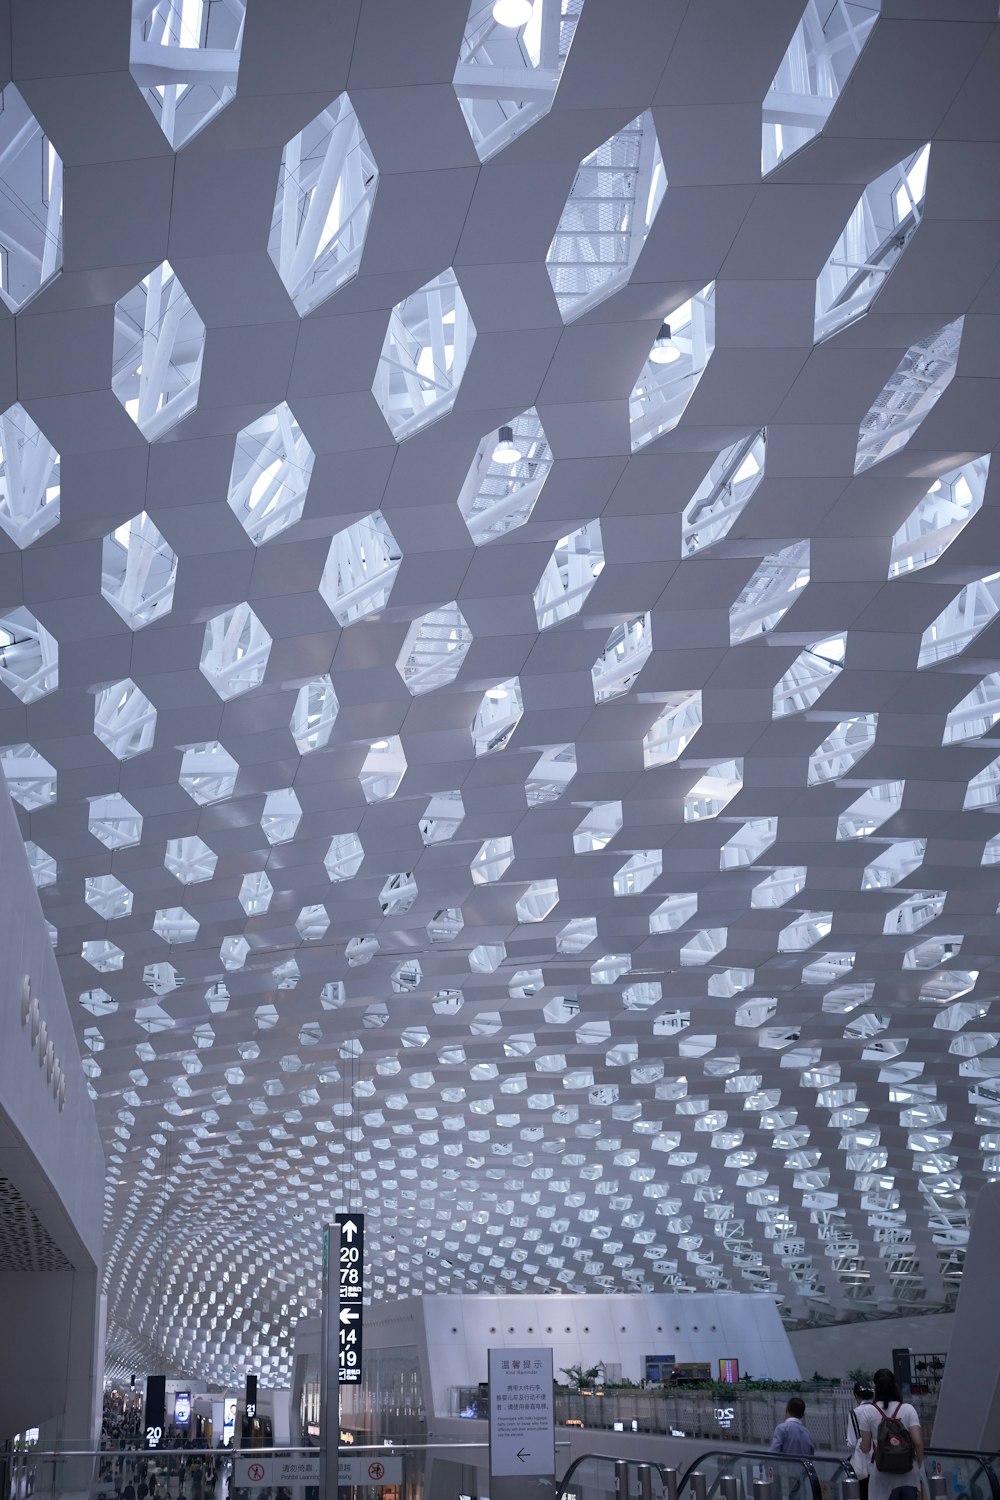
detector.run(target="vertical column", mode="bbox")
[934,1180,999,1447]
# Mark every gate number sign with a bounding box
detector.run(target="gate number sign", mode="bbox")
[336,1212,364,1385]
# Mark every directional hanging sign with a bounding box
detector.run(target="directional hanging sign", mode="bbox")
[335,1211,364,1384]
[488,1347,555,1480]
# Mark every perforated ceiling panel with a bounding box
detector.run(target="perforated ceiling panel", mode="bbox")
[0,1179,72,1272]
[3,0,1000,1385]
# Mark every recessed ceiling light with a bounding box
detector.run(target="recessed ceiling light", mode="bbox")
[492,425,523,464]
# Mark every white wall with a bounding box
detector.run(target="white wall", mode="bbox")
[787,1312,954,1380]
[358,1293,799,1417]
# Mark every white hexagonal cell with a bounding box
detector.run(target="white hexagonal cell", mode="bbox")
[816,145,930,342]
[573,801,623,854]
[164,835,217,884]
[472,678,523,756]
[101,511,178,629]
[179,741,239,805]
[890,455,989,578]
[730,541,810,645]
[684,759,743,822]
[0,404,60,549]
[0,742,56,809]
[773,633,845,719]
[0,607,58,703]
[200,603,272,700]
[629,284,715,451]
[682,431,766,557]
[838,780,905,838]
[420,789,464,846]
[85,875,134,920]
[0,85,63,311]
[919,572,1000,669]
[855,317,964,475]
[396,603,472,694]
[221,934,250,971]
[239,871,273,916]
[642,690,702,768]
[227,402,315,546]
[88,792,143,849]
[360,736,406,803]
[130,0,247,149]
[525,743,576,806]
[94,679,157,760]
[112,261,206,441]
[515,878,559,923]
[546,111,665,321]
[325,832,364,882]
[373,269,476,441]
[82,938,124,973]
[808,714,877,785]
[296,904,330,941]
[269,93,378,315]
[591,614,651,703]
[291,674,339,754]
[262,787,301,844]
[458,407,553,545]
[534,522,604,630]
[650,891,697,934]
[320,513,402,625]
[453,0,585,162]
[25,840,56,888]
[944,674,1000,745]
[762,1,877,174]
[153,906,199,944]
[380,872,417,916]
[613,850,662,897]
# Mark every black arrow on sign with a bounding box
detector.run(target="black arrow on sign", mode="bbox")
[517,1450,530,1462]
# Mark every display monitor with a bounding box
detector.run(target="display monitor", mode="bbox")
[174,1392,191,1427]
[719,1358,740,1384]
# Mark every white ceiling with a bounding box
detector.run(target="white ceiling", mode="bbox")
[3,0,1000,1386]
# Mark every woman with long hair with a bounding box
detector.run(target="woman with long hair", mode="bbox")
[856,1367,925,1500]
[848,1381,875,1500]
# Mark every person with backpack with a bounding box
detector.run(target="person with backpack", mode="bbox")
[848,1381,875,1500]
[855,1367,925,1500]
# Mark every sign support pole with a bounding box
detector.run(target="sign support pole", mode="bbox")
[320,1223,339,1500]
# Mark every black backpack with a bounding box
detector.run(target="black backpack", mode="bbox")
[872,1402,916,1474]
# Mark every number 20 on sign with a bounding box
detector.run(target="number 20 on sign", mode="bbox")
[336,1213,364,1384]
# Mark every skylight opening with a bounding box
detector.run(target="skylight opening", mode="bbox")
[918,572,1000,669]
[179,741,239,806]
[649,892,697,934]
[320,513,402,624]
[613,850,662,897]
[855,317,964,475]
[808,713,877,785]
[228,403,315,546]
[642,690,703,768]
[269,94,378,315]
[573,801,623,854]
[592,614,651,703]
[943,673,1000,745]
[283,679,337,762]
[88,792,142,849]
[684,759,743,822]
[682,432,767,556]
[884,890,946,937]
[93,678,157,760]
[396,603,473,695]
[680,928,728,966]
[720,817,777,870]
[458,407,553,544]
[0,404,61,549]
[420,790,465,845]
[0,84,63,311]
[515,878,559,924]
[112,261,206,441]
[164,835,217,885]
[629,284,715,451]
[472,678,524,756]
[130,0,247,149]
[752,867,807,910]
[730,542,810,645]
[862,839,926,891]
[0,607,58,703]
[889,456,989,578]
[453,0,584,162]
[154,906,199,944]
[761,0,878,174]
[199,603,272,700]
[534,522,605,629]
[325,832,364,882]
[525,743,577,805]
[85,875,134,921]
[546,111,666,321]
[773,634,846,718]
[471,836,515,885]
[837,780,905,839]
[239,871,273,917]
[261,788,302,845]
[360,736,406,802]
[964,755,1000,812]
[101,511,178,629]
[373,270,476,440]
[815,144,930,342]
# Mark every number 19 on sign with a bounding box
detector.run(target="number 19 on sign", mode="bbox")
[336,1213,364,1384]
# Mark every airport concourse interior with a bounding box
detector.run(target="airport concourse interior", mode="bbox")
[5,0,1000,1495]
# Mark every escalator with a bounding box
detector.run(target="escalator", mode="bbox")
[557,1447,1000,1500]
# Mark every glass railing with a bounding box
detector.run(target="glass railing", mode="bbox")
[923,1450,999,1500]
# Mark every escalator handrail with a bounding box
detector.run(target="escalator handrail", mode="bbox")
[924,1448,1000,1500]
[676,1447,824,1500]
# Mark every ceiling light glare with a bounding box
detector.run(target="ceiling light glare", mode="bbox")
[492,0,533,27]
[491,425,523,465]
[649,323,680,365]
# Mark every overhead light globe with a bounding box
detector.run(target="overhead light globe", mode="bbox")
[649,322,681,365]
[491,425,523,465]
[492,0,533,27]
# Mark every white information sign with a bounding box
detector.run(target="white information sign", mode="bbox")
[235,1456,321,1488]
[488,1347,555,1479]
[339,1457,403,1487]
